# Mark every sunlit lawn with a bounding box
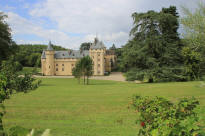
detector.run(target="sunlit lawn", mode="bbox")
[3,78,205,136]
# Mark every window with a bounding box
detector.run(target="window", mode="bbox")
[98,59,100,61]
[62,64,64,66]
[98,64,100,67]
[49,65,50,69]
[72,64,74,67]
[98,53,100,56]
[98,71,100,74]
[56,68,58,71]
[62,54,65,56]
[62,68,64,71]
[56,64,58,66]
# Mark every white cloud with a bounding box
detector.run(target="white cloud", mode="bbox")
[6,12,83,49]
[4,0,197,49]
[30,0,137,34]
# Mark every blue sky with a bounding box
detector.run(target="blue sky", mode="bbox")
[0,0,198,49]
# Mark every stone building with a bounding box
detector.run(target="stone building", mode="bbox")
[41,38,116,76]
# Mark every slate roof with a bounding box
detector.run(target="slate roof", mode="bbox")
[41,50,89,59]
[90,37,105,49]
[47,41,54,50]
[42,38,105,59]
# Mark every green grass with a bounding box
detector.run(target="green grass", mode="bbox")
[3,79,205,136]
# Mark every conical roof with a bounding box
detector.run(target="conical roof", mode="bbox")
[47,41,54,50]
[90,37,105,49]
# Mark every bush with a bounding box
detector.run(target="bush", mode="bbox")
[125,67,189,82]
[8,126,30,136]
[131,95,203,136]
[104,72,110,76]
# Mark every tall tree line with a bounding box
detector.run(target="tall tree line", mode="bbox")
[120,6,202,82]
[15,44,66,67]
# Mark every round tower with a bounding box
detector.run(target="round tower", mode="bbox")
[45,41,55,76]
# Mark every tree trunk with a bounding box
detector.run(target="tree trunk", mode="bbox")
[83,74,85,85]
[87,76,89,85]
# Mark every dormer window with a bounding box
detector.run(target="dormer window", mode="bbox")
[62,54,65,56]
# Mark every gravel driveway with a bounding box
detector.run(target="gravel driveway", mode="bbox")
[34,72,126,82]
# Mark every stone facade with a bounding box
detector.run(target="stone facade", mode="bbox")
[41,38,116,76]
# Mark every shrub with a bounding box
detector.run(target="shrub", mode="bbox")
[131,95,203,136]
[125,69,137,81]
[8,126,30,136]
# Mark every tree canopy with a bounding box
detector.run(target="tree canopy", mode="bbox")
[80,42,92,51]
[0,12,17,63]
[15,44,67,67]
[121,6,185,82]
[72,56,93,85]
[180,2,205,79]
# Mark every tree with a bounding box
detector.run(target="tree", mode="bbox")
[0,12,41,135]
[109,44,116,50]
[181,2,205,50]
[14,44,67,67]
[0,59,41,134]
[121,6,185,82]
[72,61,82,84]
[72,56,93,85]
[80,42,91,51]
[0,12,17,64]
[181,2,205,78]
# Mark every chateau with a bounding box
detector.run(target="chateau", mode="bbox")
[41,38,116,76]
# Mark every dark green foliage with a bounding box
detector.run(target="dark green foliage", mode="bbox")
[72,61,82,84]
[16,44,66,67]
[80,42,91,51]
[122,6,185,82]
[131,95,203,136]
[72,56,93,85]
[0,12,17,64]
[182,47,202,80]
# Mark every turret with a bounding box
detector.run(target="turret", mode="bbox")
[45,41,55,75]
[89,37,106,75]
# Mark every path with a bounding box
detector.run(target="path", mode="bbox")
[34,72,126,82]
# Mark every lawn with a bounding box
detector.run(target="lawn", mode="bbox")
[3,78,205,136]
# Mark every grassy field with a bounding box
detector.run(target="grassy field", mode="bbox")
[3,78,205,136]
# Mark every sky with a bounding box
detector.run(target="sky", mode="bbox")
[0,0,198,49]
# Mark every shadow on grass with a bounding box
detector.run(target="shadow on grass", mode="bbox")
[40,84,56,87]
[88,81,118,86]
